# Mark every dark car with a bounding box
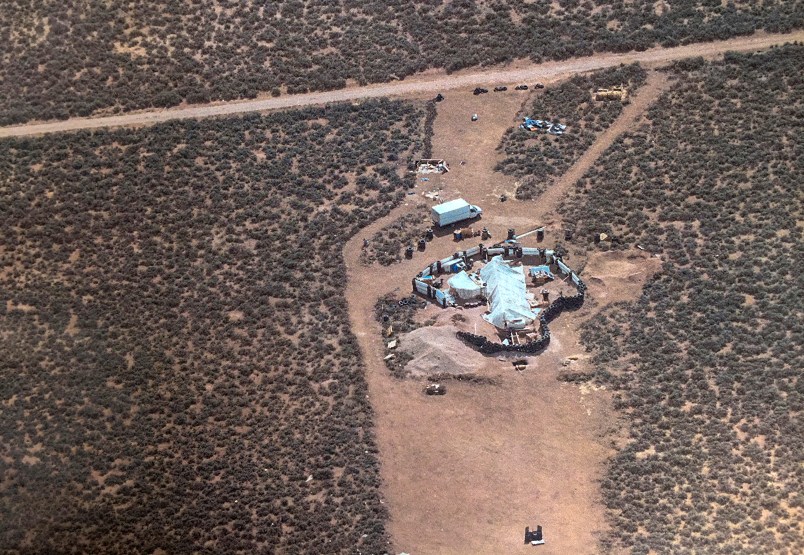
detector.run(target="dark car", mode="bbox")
[515,84,529,90]
[493,86,508,92]
[534,83,545,89]
[473,87,489,95]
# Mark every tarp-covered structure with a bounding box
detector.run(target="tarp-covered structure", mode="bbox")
[448,271,484,300]
[479,256,538,329]
[529,265,555,280]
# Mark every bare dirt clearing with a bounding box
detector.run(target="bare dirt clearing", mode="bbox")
[344,71,668,552]
[2,31,801,138]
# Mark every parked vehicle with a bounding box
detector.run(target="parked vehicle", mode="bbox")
[431,198,483,227]
[534,83,545,89]
[515,84,529,90]
[494,86,508,92]
[473,87,489,95]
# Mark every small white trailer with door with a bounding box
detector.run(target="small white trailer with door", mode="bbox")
[431,198,483,228]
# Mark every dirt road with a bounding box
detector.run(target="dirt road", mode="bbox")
[1,31,801,139]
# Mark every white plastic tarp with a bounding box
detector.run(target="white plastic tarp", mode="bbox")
[448,271,483,300]
[479,256,537,329]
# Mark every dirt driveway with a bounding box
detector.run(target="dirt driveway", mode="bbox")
[1,31,801,138]
[344,74,669,553]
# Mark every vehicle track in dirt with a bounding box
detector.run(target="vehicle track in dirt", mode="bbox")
[1,31,801,138]
[541,71,671,217]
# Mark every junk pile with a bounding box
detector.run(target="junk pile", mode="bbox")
[415,159,450,174]
[520,117,566,135]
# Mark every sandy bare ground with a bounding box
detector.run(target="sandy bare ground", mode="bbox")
[344,71,667,553]
[2,31,801,139]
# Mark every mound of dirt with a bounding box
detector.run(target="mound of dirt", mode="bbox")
[398,325,490,377]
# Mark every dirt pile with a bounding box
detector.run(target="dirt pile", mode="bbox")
[398,325,490,377]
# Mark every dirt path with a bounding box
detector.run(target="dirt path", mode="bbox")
[541,71,671,215]
[2,31,801,139]
[343,67,669,553]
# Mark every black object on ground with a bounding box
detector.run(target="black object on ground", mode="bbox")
[425,383,447,395]
[524,525,544,544]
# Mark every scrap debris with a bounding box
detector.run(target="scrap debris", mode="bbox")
[415,159,449,174]
[520,117,566,135]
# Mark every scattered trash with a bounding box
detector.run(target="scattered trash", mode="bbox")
[420,177,430,182]
[423,190,441,200]
[387,339,398,350]
[512,359,528,371]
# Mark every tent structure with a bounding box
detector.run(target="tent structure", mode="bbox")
[529,265,555,280]
[448,270,484,300]
[479,256,538,330]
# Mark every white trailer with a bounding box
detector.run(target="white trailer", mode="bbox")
[431,198,483,228]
